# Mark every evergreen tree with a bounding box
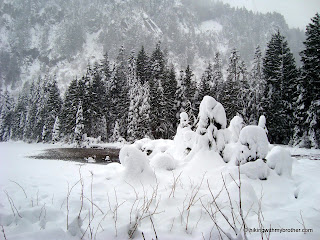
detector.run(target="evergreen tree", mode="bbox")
[60,78,79,141]
[127,50,141,142]
[89,62,108,140]
[136,46,150,85]
[149,42,167,138]
[43,77,62,141]
[221,49,243,120]
[248,46,265,124]
[137,82,152,138]
[212,52,224,102]
[74,101,84,147]
[295,13,320,148]
[52,116,61,143]
[11,83,29,140]
[0,89,14,141]
[163,66,178,137]
[263,30,299,144]
[238,60,250,122]
[109,46,129,139]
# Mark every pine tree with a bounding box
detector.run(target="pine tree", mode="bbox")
[109,46,129,139]
[60,78,79,141]
[52,116,61,143]
[212,53,224,102]
[138,82,152,138]
[263,30,299,144]
[43,77,62,141]
[0,89,14,141]
[127,50,141,142]
[74,101,84,147]
[89,62,107,139]
[221,49,242,121]
[136,46,150,85]
[248,46,265,124]
[295,13,320,148]
[11,83,29,140]
[149,42,167,138]
[163,66,178,137]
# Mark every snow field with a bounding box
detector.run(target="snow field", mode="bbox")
[0,96,320,240]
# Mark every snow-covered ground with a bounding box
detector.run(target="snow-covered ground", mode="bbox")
[0,140,319,240]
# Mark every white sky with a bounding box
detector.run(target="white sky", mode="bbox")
[220,0,320,30]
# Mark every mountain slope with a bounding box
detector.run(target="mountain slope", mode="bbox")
[0,0,305,90]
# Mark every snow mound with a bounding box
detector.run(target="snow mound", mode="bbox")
[266,146,293,177]
[150,152,177,171]
[119,145,155,181]
[241,159,270,180]
[239,125,269,163]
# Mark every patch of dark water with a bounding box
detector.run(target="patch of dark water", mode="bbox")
[28,147,120,164]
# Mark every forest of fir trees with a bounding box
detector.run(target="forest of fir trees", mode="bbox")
[0,13,319,148]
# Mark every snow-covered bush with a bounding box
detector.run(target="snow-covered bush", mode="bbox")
[150,152,177,171]
[172,112,196,159]
[227,115,244,143]
[192,96,227,155]
[241,159,270,180]
[258,115,268,134]
[119,145,155,181]
[266,146,293,177]
[238,125,269,163]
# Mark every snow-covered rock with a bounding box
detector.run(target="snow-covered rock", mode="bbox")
[266,146,293,177]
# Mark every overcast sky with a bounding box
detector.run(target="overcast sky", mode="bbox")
[220,0,319,30]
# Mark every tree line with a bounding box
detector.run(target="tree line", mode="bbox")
[0,13,319,148]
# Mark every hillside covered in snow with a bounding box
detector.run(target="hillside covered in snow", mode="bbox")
[0,0,304,90]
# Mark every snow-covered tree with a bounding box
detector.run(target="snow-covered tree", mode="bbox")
[127,51,141,142]
[52,116,61,143]
[294,13,320,148]
[247,46,265,124]
[60,78,79,140]
[136,46,150,85]
[109,46,129,139]
[0,89,14,141]
[74,101,84,147]
[221,48,243,121]
[263,30,298,144]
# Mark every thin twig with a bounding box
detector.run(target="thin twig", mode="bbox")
[1,225,7,240]
[4,190,22,218]
[9,180,27,198]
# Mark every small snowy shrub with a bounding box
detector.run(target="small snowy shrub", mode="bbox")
[266,146,293,177]
[227,115,244,143]
[238,125,269,163]
[195,96,227,153]
[241,159,270,180]
[150,152,177,171]
[119,145,155,181]
[258,115,268,134]
[173,112,196,158]
[179,112,189,128]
